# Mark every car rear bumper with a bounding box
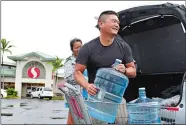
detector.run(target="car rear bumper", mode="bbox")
[41,94,53,97]
[3,93,7,97]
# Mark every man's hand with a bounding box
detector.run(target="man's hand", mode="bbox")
[112,62,136,78]
[86,84,98,96]
[113,64,126,74]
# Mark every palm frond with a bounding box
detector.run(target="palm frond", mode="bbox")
[4,49,12,54]
[1,39,14,54]
[8,45,15,48]
[47,56,64,72]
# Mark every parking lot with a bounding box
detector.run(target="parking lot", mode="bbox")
[1,99,68,124]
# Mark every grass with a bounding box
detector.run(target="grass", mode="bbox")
[4,95,19,99]
[43,96,64,100]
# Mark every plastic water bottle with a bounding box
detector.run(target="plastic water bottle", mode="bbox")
[86,59,129,123]
[133,87,153,103]
[128,87,161,124]
[93,59,126,102]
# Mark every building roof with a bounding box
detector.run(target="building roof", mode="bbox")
[7,51,56,62]
[2,61,17,66]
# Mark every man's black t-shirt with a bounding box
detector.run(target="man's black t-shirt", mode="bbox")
[76,36,133,83]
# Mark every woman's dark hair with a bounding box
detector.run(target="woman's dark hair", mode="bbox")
[70,38,82,51]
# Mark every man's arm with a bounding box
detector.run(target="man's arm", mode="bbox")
[115,62,136,78]
[117,42,136,78]
[74,63,89,89]
[124,42,136,78]
[125,62,136,78]
[73,44,97,95]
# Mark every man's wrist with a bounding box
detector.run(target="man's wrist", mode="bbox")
[124,68,127,74]
[84,82,89,90]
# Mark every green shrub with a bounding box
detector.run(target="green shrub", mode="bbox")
[52,96,64,100]
[7,88,18,96]
[13,91,18,96]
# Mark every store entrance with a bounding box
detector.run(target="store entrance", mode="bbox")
[21,83,45,97]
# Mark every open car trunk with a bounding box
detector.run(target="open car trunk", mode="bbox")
[117,3,186,105]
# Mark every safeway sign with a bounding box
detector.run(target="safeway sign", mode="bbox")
[27,67,40,79]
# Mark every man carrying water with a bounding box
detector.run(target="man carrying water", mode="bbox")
[74,10,136,123]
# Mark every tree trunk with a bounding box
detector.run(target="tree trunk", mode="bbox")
[55,72,58,91]
[2,55,4,89]
[52,72,58,96]
[52,72,55,89]
[56,72,58,88]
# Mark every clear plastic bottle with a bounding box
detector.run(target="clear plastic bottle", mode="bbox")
[86,59,129,123]
[93,58,128,102]
[128,87,161,124]
[133,87,153,103]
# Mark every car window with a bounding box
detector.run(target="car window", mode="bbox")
[32,87,36,92]
[40,88,42,91]
[44,87,52,91]
[37,88,40,91]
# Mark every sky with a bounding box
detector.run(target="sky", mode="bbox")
[2,1,185,63]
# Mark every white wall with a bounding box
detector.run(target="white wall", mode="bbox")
[15,60,24,97]
[4,77,15,83]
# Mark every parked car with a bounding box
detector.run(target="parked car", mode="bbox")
[30,87,54,99]
[114,2,186,124]
[1,89,7,98]
[26,86,37,97]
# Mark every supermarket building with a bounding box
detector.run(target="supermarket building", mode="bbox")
[0,51,64,97]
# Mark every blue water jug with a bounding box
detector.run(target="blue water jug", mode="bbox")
[127,87,161,124]
[132,88,153,103]
[82,69,88,100]
[86,59,129,123]
[93,59,129,103]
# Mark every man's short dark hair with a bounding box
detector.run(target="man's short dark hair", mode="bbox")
[70,38,82,51]
[97,10,118,30]
[98,10,118,22]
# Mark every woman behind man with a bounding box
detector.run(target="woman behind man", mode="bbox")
[64,38,82,91]
[63,38,87,124]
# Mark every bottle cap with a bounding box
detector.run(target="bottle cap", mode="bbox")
[115,59,122,63]
[139,87,145,90]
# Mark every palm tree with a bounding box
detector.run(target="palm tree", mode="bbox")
[1,39,15,89]
[48,56,64,90]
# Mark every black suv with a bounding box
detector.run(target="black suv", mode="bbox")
[116,2,185,124]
